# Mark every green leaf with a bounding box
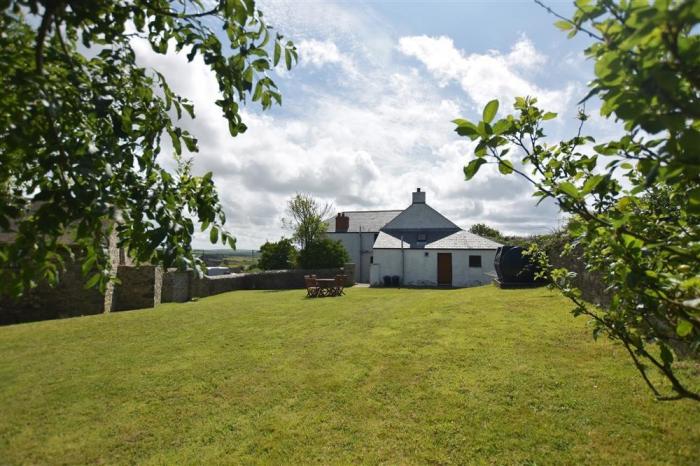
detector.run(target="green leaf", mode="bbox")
[542,112,557,121]
[482,99,499,123]
[464,158,487,180]
[273,42,281,66]
[676,319,693,337]
[243,66,254,84]
[168,128,182,155]
[558,182,581,199]
[582,175,604,194]
[498,159,514,175]
[284,48,292,70]
[659,344,674,367]
[209,226,219,244]
[492,119,512,135]
[555,20,574,31]
[453,120,479,139]
[85,273,101,289]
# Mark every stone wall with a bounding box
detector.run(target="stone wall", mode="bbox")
[162,270,191,303]
[0,262,107,325]
[112,266,162,312]
[543,237,611,308]
[162,264,356,303]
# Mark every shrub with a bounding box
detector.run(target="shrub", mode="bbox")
[297,239,349,269]
[257,239,297,271]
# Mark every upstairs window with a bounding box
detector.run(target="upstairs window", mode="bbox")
[469,255,482,268]
[417,233,427,241]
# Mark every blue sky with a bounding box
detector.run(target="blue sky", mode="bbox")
[136,0,614,249]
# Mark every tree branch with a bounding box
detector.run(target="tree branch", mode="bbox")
[35,3,59,73]
[533,0,604,42]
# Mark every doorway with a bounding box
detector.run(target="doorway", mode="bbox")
[437,253,452,287]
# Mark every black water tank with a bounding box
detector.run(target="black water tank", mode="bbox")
[494,246,538,284]
[391,275,400,286]
[383,275,392,286]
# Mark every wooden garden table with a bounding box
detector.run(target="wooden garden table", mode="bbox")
[315,278,338,297]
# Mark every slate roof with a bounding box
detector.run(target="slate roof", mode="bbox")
[374,229,501,250]
[325,210,402,233]
[382,203,459,231]
[425,230,502,249]
[373,231,411,248]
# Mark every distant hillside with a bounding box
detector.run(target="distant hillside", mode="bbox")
[194,249,259,257]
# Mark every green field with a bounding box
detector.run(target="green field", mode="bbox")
[0,287,698,465]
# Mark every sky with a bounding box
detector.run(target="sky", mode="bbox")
[134,0,617,249]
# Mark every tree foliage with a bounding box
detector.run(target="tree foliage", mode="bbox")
[468,223,505,243]
[0,0,296,297]
[257,238,297,271]
[297,238,349,270]
[454,0,700,400]
[282,193,332,251]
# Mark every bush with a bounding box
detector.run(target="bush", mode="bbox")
[297,239,349,269]
[257,239,297,270]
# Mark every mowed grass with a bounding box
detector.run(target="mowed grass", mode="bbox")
[1,287,699,465]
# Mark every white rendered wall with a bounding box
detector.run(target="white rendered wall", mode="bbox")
[326,232,377,282]
[372,249,497,287]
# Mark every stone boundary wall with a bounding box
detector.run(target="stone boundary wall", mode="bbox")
[0,262,106,325]
[112,266,162,311]
[1,264,165,325]
[543,237,611,308]
[162,264,355,303]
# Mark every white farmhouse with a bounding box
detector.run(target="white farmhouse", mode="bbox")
[326,189,501,287]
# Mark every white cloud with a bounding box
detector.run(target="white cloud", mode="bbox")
[398,35,575,113]
[128,8,582,249]
[297,39,356,74]
[506,35,548,70]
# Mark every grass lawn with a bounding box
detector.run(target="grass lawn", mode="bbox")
[1,286,699,465]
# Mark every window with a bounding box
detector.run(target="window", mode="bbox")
[469,255,482,268]
[417,233,427,241]
[370,256,373,264]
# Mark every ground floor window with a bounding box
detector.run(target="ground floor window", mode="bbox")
[469,255,482,268]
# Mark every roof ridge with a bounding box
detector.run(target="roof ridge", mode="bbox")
[339,209,404,213]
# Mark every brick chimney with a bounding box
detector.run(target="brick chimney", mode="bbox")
[412,188,426,204]
[335,212,349,232]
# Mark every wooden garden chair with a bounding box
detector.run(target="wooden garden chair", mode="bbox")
[334,275,346,296]
[305,276,319,298]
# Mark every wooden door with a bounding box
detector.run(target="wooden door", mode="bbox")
[437,253,452,287]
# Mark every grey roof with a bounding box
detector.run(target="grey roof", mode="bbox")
[426,230,502,249]
[374,229,501,250]
[326,210,402,233]
[383,202,460,230]
[373,231,410,248]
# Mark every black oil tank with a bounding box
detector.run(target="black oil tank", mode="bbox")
[494,246,537,283]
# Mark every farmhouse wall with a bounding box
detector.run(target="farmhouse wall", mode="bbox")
[326,232,375,282]
[371,249,496,287]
